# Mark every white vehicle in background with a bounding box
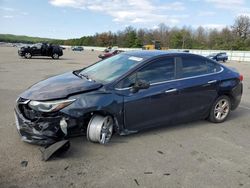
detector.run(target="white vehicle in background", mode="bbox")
[104,46,119,52]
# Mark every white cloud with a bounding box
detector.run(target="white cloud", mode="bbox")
[3,15,14,19]
[205,0,248,12]
[205,0,244,6]
[0,7,29,18]
[0,7,15,11]
[238,13,250,17]
[21,12,29,16]
[201,24,227,30]
[198,11,215,17]
[49,0,186,25]
[199,0,250,20]
[160,2,186,11]
[49,0,86,9]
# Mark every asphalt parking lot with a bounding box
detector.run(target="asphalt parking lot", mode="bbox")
[0,47,250,188]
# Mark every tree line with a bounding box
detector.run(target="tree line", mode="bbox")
[0,34,55,44]
[1,15,250,50]
[56,15,250,50]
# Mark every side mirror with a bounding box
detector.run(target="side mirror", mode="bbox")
[131,80,150,93]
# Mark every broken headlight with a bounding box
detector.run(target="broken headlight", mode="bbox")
[28,99,76,113]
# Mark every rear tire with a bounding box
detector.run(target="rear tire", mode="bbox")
[209,95,231,123]
[52,53,59,59]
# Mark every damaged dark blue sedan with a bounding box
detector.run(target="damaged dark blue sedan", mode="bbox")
[14,51,243,146]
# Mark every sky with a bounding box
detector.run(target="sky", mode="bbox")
[0,0,250,39]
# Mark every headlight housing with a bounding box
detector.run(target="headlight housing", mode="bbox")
[28,99,76,112]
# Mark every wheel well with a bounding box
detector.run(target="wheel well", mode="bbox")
[218,93,234,107]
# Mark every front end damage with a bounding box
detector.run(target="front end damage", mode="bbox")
[15,97,82,146]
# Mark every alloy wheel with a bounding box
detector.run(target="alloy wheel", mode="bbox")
[52,53,59,59]
[87,115,113,144]
[214,99,230,121]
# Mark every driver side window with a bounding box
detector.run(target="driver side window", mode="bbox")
[117,57,175,88]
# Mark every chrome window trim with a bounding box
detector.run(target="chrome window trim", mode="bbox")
[115,66,224,91]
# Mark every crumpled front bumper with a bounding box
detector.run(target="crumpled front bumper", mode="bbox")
[14,108,65,146]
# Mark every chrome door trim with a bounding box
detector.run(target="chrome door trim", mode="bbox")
[115,67,224,91]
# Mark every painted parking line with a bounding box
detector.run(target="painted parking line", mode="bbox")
[239,105,250,110]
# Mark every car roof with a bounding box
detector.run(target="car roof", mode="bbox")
[123,50,192,59]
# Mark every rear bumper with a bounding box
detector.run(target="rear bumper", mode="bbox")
[231,82,243,110]
[59,50,63,56]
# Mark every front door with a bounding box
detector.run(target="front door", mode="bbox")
[116,57,181,130]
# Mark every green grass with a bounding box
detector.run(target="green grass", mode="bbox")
[0,34,61,44]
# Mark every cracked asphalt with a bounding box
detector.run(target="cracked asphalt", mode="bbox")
[0,47,250,188]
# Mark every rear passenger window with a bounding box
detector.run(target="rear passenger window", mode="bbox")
[206,60,221,73]
[181,57,208,77]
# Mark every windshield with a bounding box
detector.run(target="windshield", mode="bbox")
[79,54,144,83]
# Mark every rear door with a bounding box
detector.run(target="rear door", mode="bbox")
[175,55,222,121]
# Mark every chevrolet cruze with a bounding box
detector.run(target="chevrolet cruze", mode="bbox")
[14,51,243,145]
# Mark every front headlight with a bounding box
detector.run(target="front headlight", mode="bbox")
[28,99,76,112]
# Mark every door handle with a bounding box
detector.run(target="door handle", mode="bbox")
[207,80,217,84]
[165,88,177,93]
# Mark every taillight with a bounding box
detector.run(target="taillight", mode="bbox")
[239,74,243,81]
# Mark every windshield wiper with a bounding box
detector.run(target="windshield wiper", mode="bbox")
[72,71,81,78]
[79,73,95,82]
[73,71,95,82]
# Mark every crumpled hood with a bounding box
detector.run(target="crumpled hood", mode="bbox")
[19,72,102,101]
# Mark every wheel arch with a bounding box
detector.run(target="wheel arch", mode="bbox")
[218,86,242,111]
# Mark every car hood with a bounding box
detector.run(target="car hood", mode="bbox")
[19,72,102,101]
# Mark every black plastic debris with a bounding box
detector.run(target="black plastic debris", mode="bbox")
[144,172,153,174]
[134,179,139,186]
[157,150,164,155]
[20,160,28,167]
[40,140,70,161]
[163,173,170,176]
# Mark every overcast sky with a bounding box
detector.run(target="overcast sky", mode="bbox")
[0,0,250,39]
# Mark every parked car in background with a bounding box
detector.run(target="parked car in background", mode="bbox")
[104,46,119,52]
[14,51,243,146]
[104,46,112,52]
[72,46,84,51]
[18,43,63,59]
[98,49,124,59]
[60,46,66,50]
[207,52,228,62]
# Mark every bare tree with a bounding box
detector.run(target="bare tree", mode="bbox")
[195,26,207,46]
[158,23,170,47]
[232,15,250,40]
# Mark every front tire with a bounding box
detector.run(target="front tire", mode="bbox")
[87,115,113,144]
[24,52,32,59]
[209,96,231,123]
